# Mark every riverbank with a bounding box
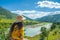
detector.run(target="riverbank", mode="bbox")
[25,34,40,40]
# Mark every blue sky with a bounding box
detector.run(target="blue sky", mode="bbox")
[0,0,60,11]
[0,0,60,19]
[0,0,40,11]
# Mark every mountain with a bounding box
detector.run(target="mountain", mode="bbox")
[0,7,33,21]
[35,14,60,22]
[0,7,17,19]
[22,15,33,20]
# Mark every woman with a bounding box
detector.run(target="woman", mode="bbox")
[9,15,24,40]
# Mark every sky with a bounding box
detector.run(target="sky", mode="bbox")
[0,0,60,19]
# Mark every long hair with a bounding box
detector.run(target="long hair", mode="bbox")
[9,22,23,37]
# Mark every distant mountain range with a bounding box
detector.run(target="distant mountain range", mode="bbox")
[0,7,60,22]
[35,14,60,22]
[23,12,60,22]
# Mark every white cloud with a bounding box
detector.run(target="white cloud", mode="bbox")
[23,12,50,19]
[11,10,36,15]
[11,10,60,19]
[37,1,60,8]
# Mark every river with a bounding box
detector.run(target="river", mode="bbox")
[25,23,52,37]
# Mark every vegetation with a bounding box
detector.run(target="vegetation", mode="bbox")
[40,27,49,40]
[39,22,60,40]
[0,19,39,40]
[25,34,40,40]
[24,22,60,40]
[0,7,17,19]
[35,14,60,22]
[0,20,60,40]
[0,7,60,40]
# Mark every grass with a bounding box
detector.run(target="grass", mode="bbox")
[47,27,60,40]
[25,34,40,40]
[0,19,60,40]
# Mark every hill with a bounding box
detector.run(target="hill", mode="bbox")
[35,14,60,22]
[0,7,17,19]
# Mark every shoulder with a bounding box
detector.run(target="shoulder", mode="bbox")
[11,22,18,26]
[12,22,18,24]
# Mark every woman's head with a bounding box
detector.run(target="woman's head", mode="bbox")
[16,15,23,21]
[16,15,23,29]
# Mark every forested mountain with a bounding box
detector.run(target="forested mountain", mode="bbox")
[35,14,60,22]
[0,7,17,19]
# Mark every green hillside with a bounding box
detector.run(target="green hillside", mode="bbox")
[0,7,17,19]
[35,14,60,22]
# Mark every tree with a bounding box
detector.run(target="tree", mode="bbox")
[50,23,56,31]
[40,27,49,40]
